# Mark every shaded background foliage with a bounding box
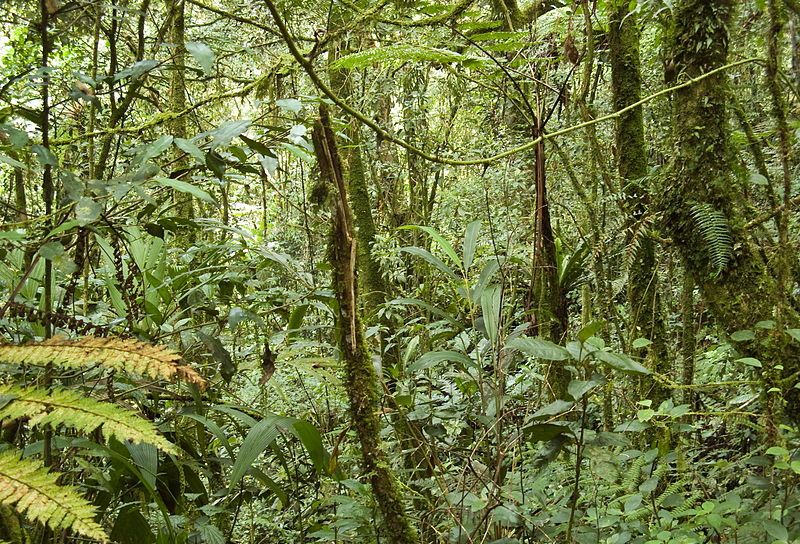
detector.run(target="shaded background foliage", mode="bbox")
[0,0,799,542]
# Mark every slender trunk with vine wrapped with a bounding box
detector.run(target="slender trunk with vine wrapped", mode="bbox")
[312,107,419,544]
[328,42,389,313]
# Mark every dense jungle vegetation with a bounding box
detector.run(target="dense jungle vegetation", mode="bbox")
[0,0,799,542]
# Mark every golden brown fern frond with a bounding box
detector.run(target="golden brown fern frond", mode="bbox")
[0,450,108,542]
[0,337,206,390]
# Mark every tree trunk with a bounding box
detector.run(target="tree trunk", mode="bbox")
[168,0,194,220]
[666,0,799,428]
[312,107,419,544]
[609,0,670,409]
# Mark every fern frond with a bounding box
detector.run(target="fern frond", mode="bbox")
[0,450,108,542]
[330,44,469,70]
[622,214,655,274]
[0,386,176,454]
[0,337,206,390]
[688,202,733,274]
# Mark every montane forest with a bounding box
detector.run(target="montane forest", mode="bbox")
[0,0,799,542]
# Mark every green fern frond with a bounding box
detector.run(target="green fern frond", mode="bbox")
[0,336,206,390]
[622,214,655,276]
[622,454,648,492]
[0,386,176,454]
[0,450,108,542]
[689,202,733,274]
[330,44,469,70]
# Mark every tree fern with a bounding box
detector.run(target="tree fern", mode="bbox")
[0,336,206,389]
[0,450,108,542]
[0,386,176,453]
[688,202,733,275]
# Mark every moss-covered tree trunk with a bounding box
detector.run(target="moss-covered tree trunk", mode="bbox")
[168,0,194,220]
[312,107,419,544]
[666,0,799,427]
[327,42,390,313]
[609,0,670,409]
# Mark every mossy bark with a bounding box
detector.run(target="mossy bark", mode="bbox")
[312,107,419,544]
[666,0,799,426]
[168,0,194,220]
[327,66,390,312]
[609,0,670,408]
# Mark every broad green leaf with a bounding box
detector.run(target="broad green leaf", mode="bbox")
[281,142,314,163]
[624,494,643,513]
[38,241,65,260]
[0,123,29,147]
[228,415,284,491]
[126,442,158,490]
[154,176,216,204]
[186,41,215,74]
[749,172,768,185]
[74,196,101,226]
[462,220,481,272]
[567,379,600,401]
[632,337,653,349]
[730,329,755,342]
[765,446,789,458]
[401,225,461,268]
[787,329,800,342]
[174,137,206,164]
[409,350,474,372]
[763,520,788,541]
[0,230,26,241]
[472,260,500,303]
[47,220,79,237]
[593,350,651,375]
[136,135,173,164]
[531,400,574,419]
[210,119,251,149]
[240,135,275,157]
[577,320,604,343]
[0,154,26,169]
[114,59,159,82]
[287,304,308,339]
[111,506,155,544]
[506,337,571,361]
[206,151,227,179]
[199,332,236,383]
[276,98,302,113]
[637,409,655,422]
[290,420,329,474]
[400,246,458,280]
[523,423,572,442]
[736,357,762,368]
[32,144,58,166]
[481,284,502,345]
